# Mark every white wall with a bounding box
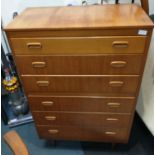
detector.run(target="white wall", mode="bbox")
[134,0,154,136]
[136,31,154,135]
[2,0,65,27]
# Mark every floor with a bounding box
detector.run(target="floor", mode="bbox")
[1,112,154,155]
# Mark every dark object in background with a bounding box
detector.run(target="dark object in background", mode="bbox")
[11,93,29,116]
[149,14,154,22]
[1,36,33,127]
[13,12,18,19]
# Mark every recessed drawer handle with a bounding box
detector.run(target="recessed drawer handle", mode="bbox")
[36,81,49,87]
[112,41,129,48]
[48,129,59,134]
[106,118,119,121]
[107,102,120,108]
[27,43,42,49]
[32,62,46,68]
[41,101,54,106]
[109,81,124,87]
[105,131,116,135]
[110,61,127,68]
[45,116,56,121]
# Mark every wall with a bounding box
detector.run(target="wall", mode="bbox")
[136,31,154,135]
[2,0,66,27]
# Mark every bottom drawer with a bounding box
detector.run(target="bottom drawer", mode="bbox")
[36,125,129,143]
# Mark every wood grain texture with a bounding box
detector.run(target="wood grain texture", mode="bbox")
[32,111,131,128]
[28,95,135,113]
[21,75,139,95]
[141,0,149,14]
[4,4,153,31]
[6,29,151,38]
[10,36,146,55]
[37,125,129,142]
[15,54,143,75]
[4,4,153,143]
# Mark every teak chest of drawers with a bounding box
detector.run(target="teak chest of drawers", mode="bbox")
[5,4,153,143]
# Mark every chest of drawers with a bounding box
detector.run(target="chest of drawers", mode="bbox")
[5,4,153,143]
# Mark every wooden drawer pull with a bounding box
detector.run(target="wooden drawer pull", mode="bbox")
[110,61,127,67]
[41,101,54,106]
[32,62,46,68]
[109,81,124,87]
[48,129,59,134]
[36,81,49,87]
[45,116,56,121]
[112,41,129,48]
[27,43,42,49]
[107,102,120,108]
[105,131,116,135]
[106,118,118,121]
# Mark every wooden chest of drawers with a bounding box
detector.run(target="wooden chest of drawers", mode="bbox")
[5,4,153,143]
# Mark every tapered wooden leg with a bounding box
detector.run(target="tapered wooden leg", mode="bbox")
[53,140,57,147]
[51,140,57,147]
[112,143,116,149]
[47,140,57,147]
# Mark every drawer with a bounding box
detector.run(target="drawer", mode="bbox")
[15,55,143,75]
[28,95,135,113]
[22,76,139,95]
[36,125,129,142]
[10,36,146,55]
[33,112,131,128]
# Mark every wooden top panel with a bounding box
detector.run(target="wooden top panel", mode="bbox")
[5,4,153,31]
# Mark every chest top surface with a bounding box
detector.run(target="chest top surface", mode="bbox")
[5,4,153,31]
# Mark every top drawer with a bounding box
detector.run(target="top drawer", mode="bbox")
[10,36,146,55]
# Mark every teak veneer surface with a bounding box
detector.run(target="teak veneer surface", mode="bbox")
[21,75,139,95]
[28,95,135,113]
[5,4,153,31]
[33,111,131,128]
[15,54,143,75]
[37,125,129,142]
[4,4,153,143]
[10,36,146,54]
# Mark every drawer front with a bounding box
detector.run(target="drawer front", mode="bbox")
[15,55,143,75]
[37,125,129,142]
[28,96,135,113]
[33,112,131,128]
[22,76,139,94]
[10,36,146,55]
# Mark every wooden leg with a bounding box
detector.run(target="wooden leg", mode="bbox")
[112,143,116,149]
[53,140,57,147]
[46,140,57,147]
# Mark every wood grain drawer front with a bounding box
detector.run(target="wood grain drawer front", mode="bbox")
[33,112,131,128]
[37,125,129,142]
[28,96,135,113]
[22,76,139,95]
[10,36,146,55]
[15,55,143,75]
